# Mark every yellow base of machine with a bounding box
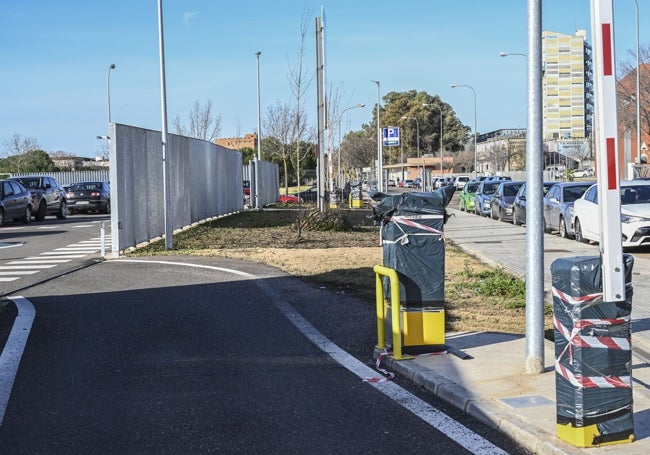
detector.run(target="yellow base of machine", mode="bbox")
[329,203,338,209]
[350,199,363,208]
[556,422,634,448]
[401,308,445,348]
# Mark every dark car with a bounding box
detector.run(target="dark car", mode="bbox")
[543,181,594,238]
[243,180,250,196]
[67,181,111,214]
[10,175,67,221]
[0,179,33,226]
[512,181,553,226]
[474,179,502,216]
[293,186,318,202]
[490,181,525,222]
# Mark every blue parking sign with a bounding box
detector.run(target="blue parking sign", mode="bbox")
[383,127,399,146]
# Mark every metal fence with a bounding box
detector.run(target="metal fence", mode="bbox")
[9,170,110,185]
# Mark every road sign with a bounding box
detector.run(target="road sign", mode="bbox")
[383,127,399,147]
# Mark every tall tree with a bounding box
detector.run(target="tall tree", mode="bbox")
[173,99,222,141]
[264,101,295,192]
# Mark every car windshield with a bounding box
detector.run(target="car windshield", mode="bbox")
[17,178,41,189]
[465,182,479,193]
[503,184,521,197]
[621,185,650,205]
[563,185,591,203]
[72,182,102,191]
[482,183,499,194]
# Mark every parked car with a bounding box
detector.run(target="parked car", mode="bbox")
[473,179,502,216]
[387,179,396,187]
[458,180,480,212]
[9,175,67,221]
[0,179,33,226]
[292,186,318,202]
[279,194,301,203]
[571,169,590,178]
[572,180,650,248]
[402,179,415,188]
[66,181,111,214]
[542,181,594,238]
[512,181,554,226]
[454,175,470,189]
[489,181,525,222]
[243,180,251,196]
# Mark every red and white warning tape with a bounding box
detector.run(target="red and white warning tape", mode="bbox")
[555,361,631,389]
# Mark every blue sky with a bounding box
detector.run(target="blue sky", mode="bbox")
[0,0,643,158]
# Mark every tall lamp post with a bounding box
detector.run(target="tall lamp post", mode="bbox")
[107,63,116,124]
[372,80,383,191]
[255,51,262,210]
[500,52,528,172]
[634,0,641,164]
[422,103,444,181]
[451,84,478,177]
[401,115,421,186]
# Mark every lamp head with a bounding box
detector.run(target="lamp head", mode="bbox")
[450,84,458,88]
[499,52,508,57]
[358,103,366,108]
[255,51,261,57]
[110,63,116,69]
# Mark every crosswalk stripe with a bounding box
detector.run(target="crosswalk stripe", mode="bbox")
[0,277,20,282]
[7,259,71,264]
[0,265,57,269]
[0,271,38,276]
[38,253,87,257]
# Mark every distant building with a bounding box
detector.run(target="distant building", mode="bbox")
[215,133,257,150]
[542,30,594,140]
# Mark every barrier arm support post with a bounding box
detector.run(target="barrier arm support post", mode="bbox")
[373,265,411,360]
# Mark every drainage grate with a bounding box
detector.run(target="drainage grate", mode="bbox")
[473,240,503,244]
[544,249,571,253]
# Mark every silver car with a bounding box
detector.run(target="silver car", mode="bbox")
[542,181,594,238]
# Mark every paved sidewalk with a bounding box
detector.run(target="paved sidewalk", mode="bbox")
[381,207,650,455]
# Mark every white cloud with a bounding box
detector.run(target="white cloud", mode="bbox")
[183,11,198,26]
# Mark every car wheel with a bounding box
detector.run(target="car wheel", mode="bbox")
[543,218,549,233]
[22,205,32,224]
[574,219,587,243]
[0,208,4,227]
[497,207,504,221]
[36,201,47,221]
[459,200,464,211]
[103,200,111,214]
[57,201,68,220]
[559,217,570,239]
[513,210,520,226]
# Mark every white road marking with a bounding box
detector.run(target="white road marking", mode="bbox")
[0,296,35,425]
[36,226,58,230]
[7,259,71,264]
[0,271,38,276]
[0,243,23,250]
[112,259,508,455]
[0,265,57,269]
[0,278,20,282]
[38,253,86,258]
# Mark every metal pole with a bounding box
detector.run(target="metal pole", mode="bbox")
[372,80,383,191]
[634,0,641,164]
[525,0,544,373]
[107,64,116,124]
[451,84,477,178]
[255,51,262,210]
[157,0,172,250]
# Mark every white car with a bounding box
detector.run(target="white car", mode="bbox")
[572,169,590,178]
[572,180,650,248]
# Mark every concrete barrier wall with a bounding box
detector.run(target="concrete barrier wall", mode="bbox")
[109,123,245,253]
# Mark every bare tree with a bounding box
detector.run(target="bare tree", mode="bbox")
[173,99,222,141]
[264,101,295,192]
[2,133,40,157]
[617,44,650,144]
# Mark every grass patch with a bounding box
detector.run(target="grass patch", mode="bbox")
[131,208,553,336]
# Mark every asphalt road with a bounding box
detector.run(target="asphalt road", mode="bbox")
[0,254,532,454]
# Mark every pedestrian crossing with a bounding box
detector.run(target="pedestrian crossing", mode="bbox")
[0,235,112,282]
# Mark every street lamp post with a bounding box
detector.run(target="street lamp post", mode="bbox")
[107,63,116,124]
[401,115,421,187]
[255,51,262,210]
[422,103,444,182]
[634,0,641,164]
[451,84,478,178]
[372,80,383,191]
